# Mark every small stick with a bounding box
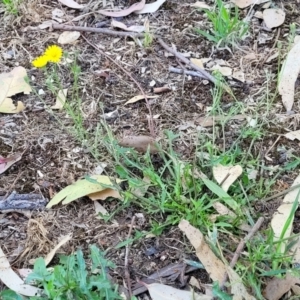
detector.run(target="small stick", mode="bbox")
[52,23,144,38]
[158,38,217,85]
[168,67,206,79]
[220,216,264,289]
[264,135,281,158]
[124,216,136,298]
[257,183,300,203]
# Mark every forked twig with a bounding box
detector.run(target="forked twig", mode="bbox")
[157,38,217,84]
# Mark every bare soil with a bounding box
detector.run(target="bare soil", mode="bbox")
[1,0,300,298]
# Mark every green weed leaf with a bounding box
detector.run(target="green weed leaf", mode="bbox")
[202,177,238,210]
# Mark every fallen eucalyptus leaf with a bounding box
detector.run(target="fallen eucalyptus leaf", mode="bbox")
[143,282,211,300]
[58,0,85,9]
[44,233,72,266]
[98,0,145,17]
[279,40,300,112]
[263,8,285,29]
[119,135,158,153]
[124,94,158,105]
[135,0,166,14]
[58,31,80,44]
[46,175,123,208]
[0,246,41,296]
[51,89,68,110]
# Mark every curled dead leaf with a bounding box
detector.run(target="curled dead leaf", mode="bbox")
[135,0,166,14]
[58,31,80,44]
[98,0,145,17]
[124,94,158,105]
[0,99,25,113]
[51,89,68,110]
[58,0,85,9]
[263,8,285,29]
[278,40,300,112]
[88,188,122,201]
[119,135,158,153]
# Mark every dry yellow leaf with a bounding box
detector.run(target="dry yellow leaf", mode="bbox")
[178,219,226,283]
[0,67,31,105]
[119,135,158,153]
[0,99,25,113]
[88,188,122,201]
[124,95,158,105]
[51,89,68,110]
[191,58,204,69]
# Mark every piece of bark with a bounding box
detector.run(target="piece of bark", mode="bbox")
[0,191,47,211]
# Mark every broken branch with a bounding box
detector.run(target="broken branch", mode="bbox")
[52,24,144,38]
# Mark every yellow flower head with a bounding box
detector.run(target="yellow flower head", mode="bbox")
[32,55,48,68]
[44,45,63,63]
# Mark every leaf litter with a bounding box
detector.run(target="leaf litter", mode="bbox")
[2,0,300,299]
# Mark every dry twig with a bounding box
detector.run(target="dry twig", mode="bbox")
[220,216,264,290]
[157,38,217,84]
[52,24,144,38]
[168,67,206,79]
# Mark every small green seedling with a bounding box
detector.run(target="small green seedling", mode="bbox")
[195,0,248,47]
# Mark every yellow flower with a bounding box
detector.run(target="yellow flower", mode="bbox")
[32,55,48,68]
[44,45,63,63]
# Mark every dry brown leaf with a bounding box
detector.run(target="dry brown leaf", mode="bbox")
[44,233,72,266]
[98,0,145,17]
[285,130,300,141]
[231,0,255,8]
[0,99,25,113]
[46,175,123,208]
[231,0,268,8]
[39,20,58,29]
[191,58,204,69]
[263,8,285,29]
[124,94,158,105]
[153,86,171,94]
[119,135,158,154]
[212,202,251,232]
[211,65,232,76]
[88,188,122,201]
[178,220,226,283]
[111,19,145,33]
[271,173,300,252]
[226,266,256,300]
[58,31,80,44]
[0,67,31,110]
[263,274,300,300]
[135,0,166,14]
[279,40,300,112]
[144,282,211,300]
[0,153,22,174]
[51,89,68,110]
[232,69,245,82]
[58,0,85,9]
[213,164,243,192]
[0,246,41,296]
[195,114,247,127]
[94,201,109,218]
[191,2,211,9]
